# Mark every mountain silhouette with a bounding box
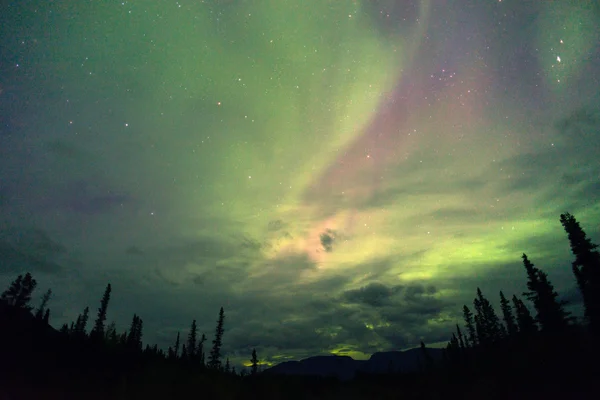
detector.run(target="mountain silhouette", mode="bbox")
[264,348,444,380]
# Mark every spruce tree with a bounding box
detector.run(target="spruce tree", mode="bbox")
[127,314,143,350]
[1,272,37,310]
[187,320,198,360]
[198,333,206,366]
[462,305,477,346]
[456,324,466,348]
[91,283,111,341]
[181,344,188,361]
[208,307,225,370]
[173,332,180,359]
[499,291,517,336]
[34,289,52,319]
[473,288,502,345]
[560,212,600,335]
[522,253,570,332]
[512,295,537,335]
[225,358,231,373]
[251,348,259,375]
[105,322,117,345]
[43,308,50,324]
[74,307,90,338]
[420,341,434,371]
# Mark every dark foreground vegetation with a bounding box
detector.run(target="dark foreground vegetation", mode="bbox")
[1,212,599,399]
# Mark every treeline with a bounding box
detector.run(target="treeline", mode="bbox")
[0,273,263,398]
[0,273,262,374]
[426,212,599,395]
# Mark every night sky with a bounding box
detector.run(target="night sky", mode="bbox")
[1,1,599,368]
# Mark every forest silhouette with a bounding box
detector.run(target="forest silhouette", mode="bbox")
[1,212,599,399]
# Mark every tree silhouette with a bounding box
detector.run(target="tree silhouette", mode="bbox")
[91,283,111,341]
[171,331,180,360]
[455,324,466,348]
[225,358,231,373]
[473,288,502,345]
[251,348,259,375]
[127,314,143,350]
[105,322,118,345]
[420,341,434,372]
[208,307,225,370]
[499,291,517,337]
[560,212,600,335]
[462,305,477,346]
[198,333,206,366]
[73,306,90,338]
[512,294,537,335]
[522,253,570,332]
[1,272,37,310]
[187,320,198,360]
[34,289,52,320]
[43,308,50,324]
[181,344,188,360]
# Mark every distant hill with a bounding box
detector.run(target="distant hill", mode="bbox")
[263,348,444,381]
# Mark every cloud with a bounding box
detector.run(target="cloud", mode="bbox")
[0,227,67,275]
[343,282,401,307]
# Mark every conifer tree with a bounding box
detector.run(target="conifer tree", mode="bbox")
[512,295,537,335]
[462,305,477,346]
[456,324,466,348]
[522,253,570,332]
[173,332,180,359]
[420,341,434,371]
[181,344,188,360]
[499,291,517,336]
[74,306,90,338]
[1,272,37,310]
[225,358,231,373]
[198,333,206,366]
[473,288,502,344]
[105,322,118,345]
[187,320,198,360]
[60,323,69,334]
[251,348,259,375]
[91,283,111,341]
[43,308,50,324]
[127,314,143,350]
[105,322,116,340]
[208,307,225,370]
[34,289,52,319]
[560,212,600,335]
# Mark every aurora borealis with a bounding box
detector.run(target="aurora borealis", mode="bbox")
[1,1,599,368]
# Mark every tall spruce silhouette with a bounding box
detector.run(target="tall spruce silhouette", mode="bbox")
[1,272,37,310]
[198,333,207,366]
[473,288,502,345]
[512,294,537,335]
[251,348,259,375]
[462,305,477,346]
[171,332,181,359]
[420,341,434,371]
[34,288,52,319]
[127,314,143,350]
[499,291,517,336]
[73,306,90,338]
[208,307,225,370]
[560,212,600,335]
[187,320,198,360]
[91,283,111,341]
[522,253,570,332]
[455,324,466,348]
